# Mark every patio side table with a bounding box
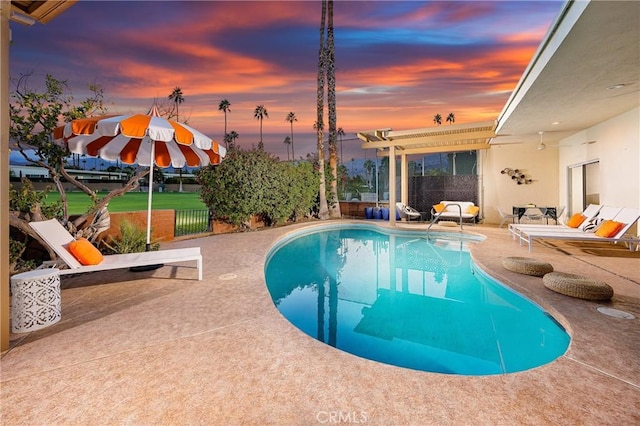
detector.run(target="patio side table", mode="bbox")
[11,268,61,333]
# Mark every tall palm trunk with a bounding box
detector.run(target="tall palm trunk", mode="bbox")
[290,121,295,160]
[316,0,329,219]
[326,0,340,218]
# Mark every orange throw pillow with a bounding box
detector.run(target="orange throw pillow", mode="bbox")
[68,238,104,265]
[466,205,480,216]
[433,203,445,213]
[594,220,624,238]
[566,213,586,228]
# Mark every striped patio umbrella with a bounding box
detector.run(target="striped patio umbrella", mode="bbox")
[53,105,226,248]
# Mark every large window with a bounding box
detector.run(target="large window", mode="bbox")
[409,151,479,218]
[410,152,477,176]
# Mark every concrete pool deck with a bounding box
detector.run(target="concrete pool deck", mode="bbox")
[2,221,639,424]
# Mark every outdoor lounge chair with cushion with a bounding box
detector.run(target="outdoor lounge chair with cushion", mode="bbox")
[508,204,603,238]
[513,205,621,242]
[396,202,422,221]
[517,207,640,252]
[29,219,203,280]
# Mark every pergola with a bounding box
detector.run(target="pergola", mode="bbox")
[356,120,496,225]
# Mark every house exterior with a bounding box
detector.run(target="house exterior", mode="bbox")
[357,0,639,228]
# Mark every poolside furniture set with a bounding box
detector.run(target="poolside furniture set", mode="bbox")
[502,256,614,301]
[10,219,203,333]
[430,201,480,224]
[28,219,203,280]
[508,204,640,252]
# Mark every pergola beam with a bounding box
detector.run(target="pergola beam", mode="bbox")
[374,143,491,156]
[360,130,495,150]
[357,121,496,152]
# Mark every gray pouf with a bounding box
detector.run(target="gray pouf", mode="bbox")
[502,257,554,277]
[543,272,614,301]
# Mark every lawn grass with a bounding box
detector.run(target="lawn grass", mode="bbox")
[43,191,207,215]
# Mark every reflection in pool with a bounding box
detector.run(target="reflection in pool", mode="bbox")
[265,225,570,375]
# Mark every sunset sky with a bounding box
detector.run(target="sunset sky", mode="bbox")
[9,0,563,161]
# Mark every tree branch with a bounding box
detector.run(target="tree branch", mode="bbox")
[9,214,58,261]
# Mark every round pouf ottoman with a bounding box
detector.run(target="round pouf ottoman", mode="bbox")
[543,272,614,301]
[502,257,554,277]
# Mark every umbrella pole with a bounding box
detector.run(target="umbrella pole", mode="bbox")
[131,140,163,272]
[146,141,154,251]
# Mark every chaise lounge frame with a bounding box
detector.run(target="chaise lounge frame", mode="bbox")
[508,204,604,239]
[29,219,203,280]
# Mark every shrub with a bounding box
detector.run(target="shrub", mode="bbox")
[197,147,319,228]
[102,220,159,254]
[9,238,36,274]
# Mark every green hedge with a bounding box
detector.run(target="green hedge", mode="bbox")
[197,147,319,227]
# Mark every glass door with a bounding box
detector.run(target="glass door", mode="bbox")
[568,160,599,215]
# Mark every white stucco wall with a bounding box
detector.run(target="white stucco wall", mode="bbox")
[480,143,559,225]
[559,107,639,209]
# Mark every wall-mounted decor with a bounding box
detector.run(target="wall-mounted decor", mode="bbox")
[500,168,533,185]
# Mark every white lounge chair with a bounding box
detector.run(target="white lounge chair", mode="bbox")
[513,205,620,242]
[517,207,640,252]
[396,202,422,221]
[508,204,603,238]
[29,219,203,280]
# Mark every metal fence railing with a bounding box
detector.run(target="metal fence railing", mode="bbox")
[175,209,212,237]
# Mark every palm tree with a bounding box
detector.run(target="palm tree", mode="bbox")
[168,87,184,121]
[316,0,329,220]
[218,99,231,141]
[326,0,340,218]
[363,159,374,188]
[285,111,297,160]
[228,130,239,149]
[254,105,268,144]
[337,127,345,165]
[283,136,292,161]
[223,133,233,149]
[433,113,442,126]
[446,112,455,125]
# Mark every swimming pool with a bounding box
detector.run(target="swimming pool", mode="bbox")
[264,224,570,375]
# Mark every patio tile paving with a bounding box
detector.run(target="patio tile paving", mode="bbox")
[2,221,639,424]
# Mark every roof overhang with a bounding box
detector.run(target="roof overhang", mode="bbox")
[10,1,77,25]
[494,0,640,145]
[357,120,496,156]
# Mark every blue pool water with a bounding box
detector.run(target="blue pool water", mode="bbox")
[264,224,570,375]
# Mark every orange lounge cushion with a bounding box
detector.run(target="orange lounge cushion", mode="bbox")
[68,238,104,265]
[433,203,445,213]
[594,220,624,238]
[567,213,586,228]
[466,205,480,216]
